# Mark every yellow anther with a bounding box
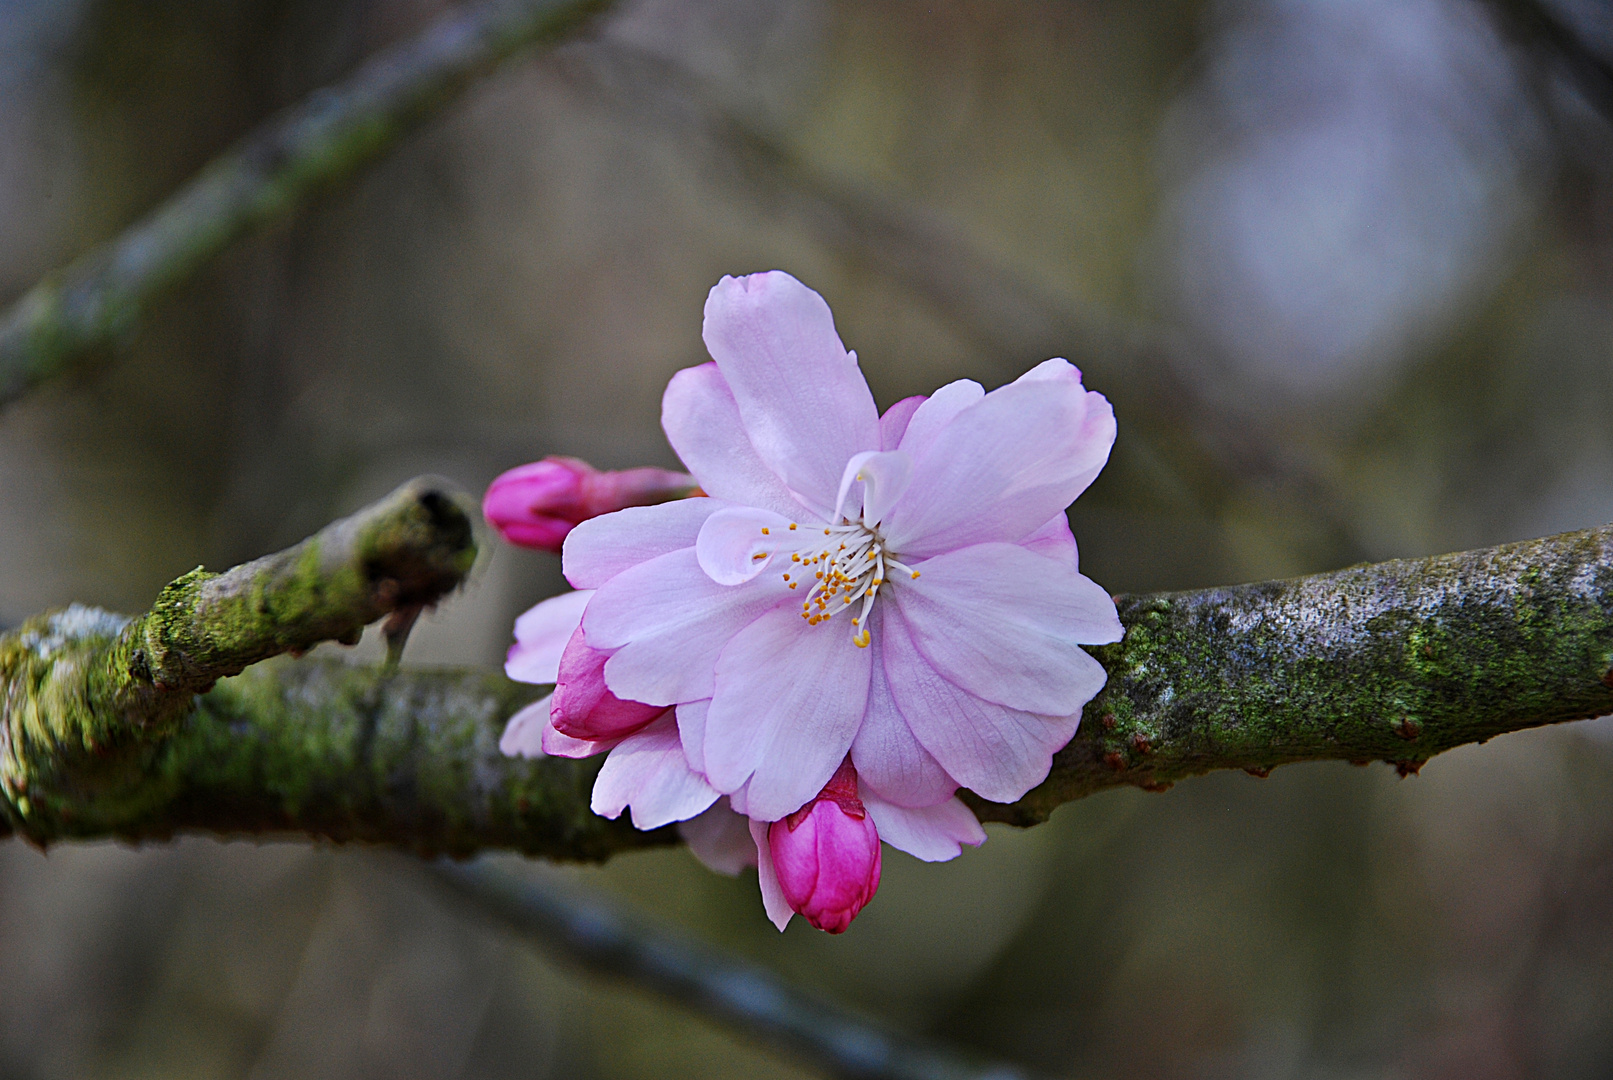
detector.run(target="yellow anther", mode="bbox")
[910,571,920,579]
[791,554,800,562]
[752,552,767,561]
[761,527,770,535]
[824,528,831,535]
[853,629,870,648]
[789,523,797,530]
[790,582,798,589]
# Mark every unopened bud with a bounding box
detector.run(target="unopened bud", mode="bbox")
[767,759,882,934]
[484,457,696,553]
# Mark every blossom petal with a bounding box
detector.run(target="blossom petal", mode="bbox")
[833,450,913,526]
[882,374,1115,557]
[862,793,986,862]
[890,544,1115,714]
[879,396,925,450]
[1020,513,1078,568]
[499,698,551,759]
[592,713,719,830]
[880,605,1084,802]
[541,716,623,759]
[506,590,594,684]
[585,547,792,705]
[662,362,808,518]
[751,819,795,931]
[563,498,722,590]
[696,506,801,585]
[550,628,665,741]
[850,622,956,808]
[702,272,880,513]
[896,379,983,463]
[677,698,710,774]
[679,798,756,875]
[705,605,873,821]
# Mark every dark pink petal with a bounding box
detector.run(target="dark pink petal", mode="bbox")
[550,627,665,741]
[880,605,1083,803]
[861,791,986,862]
[591,713,720,830]
[879,395,926,450]
[701,272,880,514]
[584,547,792,705]
[881,375,1114,557]
[662,362,812,518]
[704,604,872,821]
[766,763,882,934]
[562,498,720,590]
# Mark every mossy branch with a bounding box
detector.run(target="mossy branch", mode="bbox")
[5,507,1613,853]
[0,0,617,407]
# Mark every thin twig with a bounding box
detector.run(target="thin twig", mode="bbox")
[0,0,617,407]
[427,859,1031,1080]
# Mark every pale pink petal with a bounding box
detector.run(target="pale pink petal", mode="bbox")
[879,396,925,450]
[506,590,594,684]
[679,798,756,875]
[562,498,722,590]
[751,819,795,931]
[896,379,983,463]
[880,606,1083,802]
[850,620,956,808]
[881,376,1115,557]
[677,698,710,774]
[661,363,809,518]
[702,272,880,513]
[705,605,873,821]
[695,505,802,585]
[892,543,1115,714]
[832,450,913,526]
[1020,513,1078,568]
[1014,357,1082,384]
[499,698,552,759]
[591,713,719,829]
[540,717,622,759]
[862,793,986,862]
[584,547,792,705]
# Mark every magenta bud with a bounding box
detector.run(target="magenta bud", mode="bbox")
[768,759,882,934]
[484,456,696,553]
[549,626,664,741]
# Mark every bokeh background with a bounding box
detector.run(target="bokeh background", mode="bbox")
[4,0,1613,1076]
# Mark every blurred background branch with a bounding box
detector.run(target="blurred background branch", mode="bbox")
[0,0,616,407]
[429,858,1029,1080]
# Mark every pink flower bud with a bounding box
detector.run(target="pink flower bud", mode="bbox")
[484,457,696,553]
[550,626,664,741]
[767,759,882,934]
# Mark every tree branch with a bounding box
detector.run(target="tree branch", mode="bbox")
[5,490,1611,851]
[0,0,617,408]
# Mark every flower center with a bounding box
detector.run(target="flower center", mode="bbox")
[772,519,918,648]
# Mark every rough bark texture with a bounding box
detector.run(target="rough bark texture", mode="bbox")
[972,524,1613,825]
[4,495,1611,855]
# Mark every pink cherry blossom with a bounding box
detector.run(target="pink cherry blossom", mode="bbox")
[484,456,695,553]
[498,270,1121,932]
[762,758,882,934]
